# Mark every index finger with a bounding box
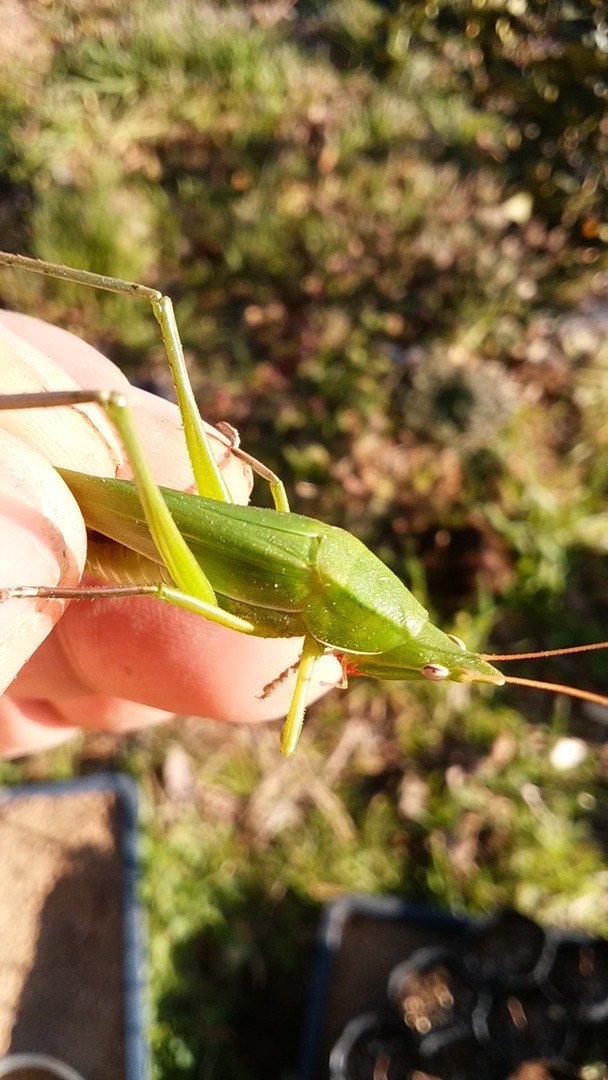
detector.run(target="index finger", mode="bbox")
[0,310,252,500]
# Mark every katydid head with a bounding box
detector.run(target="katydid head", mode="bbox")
[339,617,506,687]
[308,529,608,709]
[341,634,608,712]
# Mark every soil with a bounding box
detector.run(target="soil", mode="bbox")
[0,788,126,1080]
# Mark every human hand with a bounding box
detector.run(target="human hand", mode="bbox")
[0,310,339,757]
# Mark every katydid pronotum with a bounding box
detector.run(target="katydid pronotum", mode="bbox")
[1,251,607,755]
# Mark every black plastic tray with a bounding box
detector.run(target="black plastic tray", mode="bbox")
[299,893,468,1080]
[299,893,608,1080]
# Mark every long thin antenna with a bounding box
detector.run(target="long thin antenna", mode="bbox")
[477,640,608,707]
[498,674,608,709]
[481,641,608,662]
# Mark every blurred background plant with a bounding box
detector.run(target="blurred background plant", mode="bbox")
[1,1,608,1077]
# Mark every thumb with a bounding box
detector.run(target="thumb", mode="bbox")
[0,428,87,694]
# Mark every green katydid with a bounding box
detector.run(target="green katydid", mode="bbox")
[1,251,608,756]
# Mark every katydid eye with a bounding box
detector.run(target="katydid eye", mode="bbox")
[447,634,466,651]
[421,663,450,681]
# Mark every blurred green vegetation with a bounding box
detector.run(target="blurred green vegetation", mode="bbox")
[1,1,608,1077]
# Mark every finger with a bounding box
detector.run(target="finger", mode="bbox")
[0,309,132,389]
[0,428,87,694]
[116,385,252,502]
[0,320,123,476]
[0,320,113,700]
[9,592,342,725]
[0,311,252,502]
[0,697,80,758]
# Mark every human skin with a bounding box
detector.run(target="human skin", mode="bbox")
[0,310,340,757]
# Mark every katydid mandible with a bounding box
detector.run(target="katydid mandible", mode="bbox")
[1,251,607,756]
